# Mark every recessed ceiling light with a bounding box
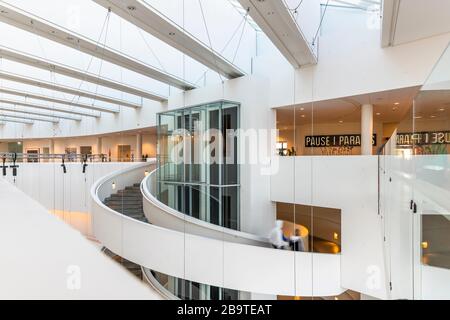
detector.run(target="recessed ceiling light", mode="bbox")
[300,107,305,111]
[394,102,400,105]
[430,115,436,118]
[376,112,381,116]
[127,5,136,11]
[301,114,305,118]
[414,116,422,119]
[339,120,344,123]
[439,108,445,111]
[392,107,398,111]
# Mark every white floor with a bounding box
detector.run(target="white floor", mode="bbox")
[0,178,162,299]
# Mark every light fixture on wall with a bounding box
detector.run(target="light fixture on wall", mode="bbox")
[112,182,116,190]
[144,170,149,177]
[421,241,428,249]
[17,141,22,145]
[333,232,339,241]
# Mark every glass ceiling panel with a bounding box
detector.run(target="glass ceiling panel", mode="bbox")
[0,0,257,96]
[326,0,381,11]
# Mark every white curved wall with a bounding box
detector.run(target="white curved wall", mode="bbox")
[91,163,344,297]
[141,170,269,247]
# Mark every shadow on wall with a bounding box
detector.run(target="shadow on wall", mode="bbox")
[276,202,341,254]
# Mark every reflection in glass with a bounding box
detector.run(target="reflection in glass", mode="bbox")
[156,101,240,230]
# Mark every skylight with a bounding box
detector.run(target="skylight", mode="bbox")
[326,0,381,11]
[228,0,261,31]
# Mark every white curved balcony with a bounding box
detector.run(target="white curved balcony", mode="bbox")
[91,160,345,297]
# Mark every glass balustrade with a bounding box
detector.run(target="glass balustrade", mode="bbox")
[379,42,450,300]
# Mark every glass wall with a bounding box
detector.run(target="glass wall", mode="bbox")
[157,101,240,230]
[379,43,450,299]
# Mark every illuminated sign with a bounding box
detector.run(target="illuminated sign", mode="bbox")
[305,134,377,148]
[397,131,450,146]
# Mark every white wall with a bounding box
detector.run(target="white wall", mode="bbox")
[254,6,450,108]
[270,156,388,299]
[1,162,139,237]
[4,133,157,159]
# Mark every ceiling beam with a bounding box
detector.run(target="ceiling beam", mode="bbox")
[93,0,246,79]
[0,104,81,121]
[381,0,400,47]
[0,45,167,102]
[0,96,100,118]
[0,116,34,125]
[0,1,196,90]
[0,87,116,114]
[237,0,317,68]
[0,111,59,123]
[0,70,141,109]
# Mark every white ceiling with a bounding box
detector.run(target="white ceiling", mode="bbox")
[276,86,421,126]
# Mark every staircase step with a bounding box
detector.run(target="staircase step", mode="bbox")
[106,208,144,215]
[110,194,142,199]
[116,210,145,216]
[118,189,140,193]
[105,202,143,208]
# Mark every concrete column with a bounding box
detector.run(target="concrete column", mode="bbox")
[49,139,55,155]
[136,133,143,162]
[361,104,374,155]
[96,137,103,155]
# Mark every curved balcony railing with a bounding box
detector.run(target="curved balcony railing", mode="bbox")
[91,160,345,297]
[141,169,269,247]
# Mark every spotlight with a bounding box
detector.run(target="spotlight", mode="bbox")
[112,182,116,190]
